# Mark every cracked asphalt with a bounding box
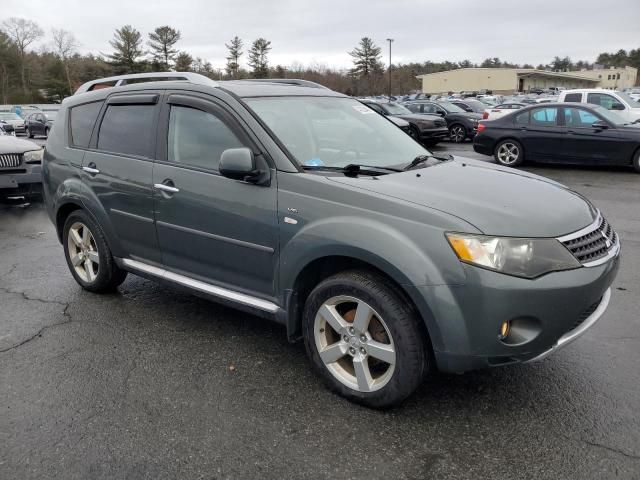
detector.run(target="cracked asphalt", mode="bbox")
[1,143,639,479]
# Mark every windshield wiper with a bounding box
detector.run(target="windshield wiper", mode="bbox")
[302,163,402,176]
[403,154,453,171]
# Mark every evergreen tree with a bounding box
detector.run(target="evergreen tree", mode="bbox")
[107,25,144,74]
[248,38,271,78]
[348,37,382,77]
[174,51,193,72]
[225,36,243,78]
[148,26,181,70]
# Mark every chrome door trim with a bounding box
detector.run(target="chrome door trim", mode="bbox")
[155,220,274,253]
[120,258,279,313]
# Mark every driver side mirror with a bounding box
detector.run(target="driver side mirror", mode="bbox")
[219,148,269,185]
[591,120,609,130]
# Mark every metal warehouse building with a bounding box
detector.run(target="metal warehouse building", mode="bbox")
[416,66,638,94]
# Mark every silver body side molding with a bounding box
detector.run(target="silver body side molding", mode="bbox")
[120,258,279,313]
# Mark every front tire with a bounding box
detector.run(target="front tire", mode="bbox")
[303,270,428,408]
[633,148,640,173]
[494,139,524,167]
[26,128,33,139]
[449,124,466,143]
[62,210,127,292]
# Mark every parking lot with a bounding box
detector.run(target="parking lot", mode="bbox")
[1,141,639,480]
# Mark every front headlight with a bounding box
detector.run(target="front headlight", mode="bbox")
[24,148,44,164]
[446,233,580,279]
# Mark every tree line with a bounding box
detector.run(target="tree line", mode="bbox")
[1,16,639,104]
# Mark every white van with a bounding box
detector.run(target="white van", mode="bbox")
[558,89,640,123]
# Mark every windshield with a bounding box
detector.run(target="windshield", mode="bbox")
[592,105,628,125]
[0,113,21,121]
[438,102,466,113]
[616,92,640,108]
[381,103,412,115]
[246,97,429,169]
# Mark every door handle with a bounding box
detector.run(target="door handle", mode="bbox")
[567,130,575,134]
[154,183,180,193]
[82,163,100,175]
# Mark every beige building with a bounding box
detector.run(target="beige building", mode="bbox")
[416,66,638,94]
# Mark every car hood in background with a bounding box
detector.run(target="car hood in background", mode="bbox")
[387,116,409,128]
[328,157,596,237]
[0,136,42,154]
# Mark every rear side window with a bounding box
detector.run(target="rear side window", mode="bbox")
[70,101,103,148]
[167,105,244,171]
[564,93,582,103]
[587,93,623,110]
[530,108,558,126]
[515,111,529,125]
[97,105,155,157]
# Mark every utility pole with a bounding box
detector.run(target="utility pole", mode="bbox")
[386,38,394,101]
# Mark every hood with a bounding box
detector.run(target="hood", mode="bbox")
[391,113,442,122]
[327,157,596,237]
[448,112,482,120]
[388,116,409,128]
[0,136,42,154]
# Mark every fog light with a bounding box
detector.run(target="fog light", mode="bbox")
[499,321,510,340]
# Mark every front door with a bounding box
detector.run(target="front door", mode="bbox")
[152,93,279,298]
[518,106,566,162]
[81,92,162,263]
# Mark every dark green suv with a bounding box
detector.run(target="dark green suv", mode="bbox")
[43,73,620,408]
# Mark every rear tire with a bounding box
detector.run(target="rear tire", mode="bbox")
[302,270,429,408]
[494,139,524,167]
[62,210,127,292]
[44,127,49,138]
[633,149,640,173]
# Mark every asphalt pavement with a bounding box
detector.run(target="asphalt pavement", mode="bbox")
[1,142,639,480]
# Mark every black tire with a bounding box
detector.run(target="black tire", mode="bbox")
[62,210,127,292]
[493,139,524,167]
[408,125,421,141]
[44,127,49,138]
[633,148,640,173]
[302,269,429,408]
[449,124,467,143]
[26,128,34,139]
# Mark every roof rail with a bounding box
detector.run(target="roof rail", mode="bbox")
[74,72,218,95]
[235,79,330,90]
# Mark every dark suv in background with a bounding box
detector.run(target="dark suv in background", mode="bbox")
[404,100,482,143]
[43,72,619,408]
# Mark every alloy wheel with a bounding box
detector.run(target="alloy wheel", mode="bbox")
[450,125,466,143]
[314,295,396,392]
[67,222,100,282]
[497,142,520,165]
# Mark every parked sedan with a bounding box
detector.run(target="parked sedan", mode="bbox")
[26,111,56,138]
[473,102,640,172]
[360,100,450,146]
[404,100,482,143]
[0,112,26,134]
[482,102,527,121]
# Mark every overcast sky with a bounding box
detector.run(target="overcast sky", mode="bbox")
[4,0,640,71]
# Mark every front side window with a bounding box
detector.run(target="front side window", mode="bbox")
[563,108,599,128]
[530,107,558,126]
[167,105,244,171]
[97,104,156,157]
[405,103,420,113]
[587,93,623,110]
[70,101,103,148]
[245,96,428,169]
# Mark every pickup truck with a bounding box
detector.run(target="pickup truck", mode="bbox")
[558,89,640,123]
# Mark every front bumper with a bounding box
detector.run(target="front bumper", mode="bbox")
[414,252,620,373]
[0,164,43,198]
[419,127,450,141]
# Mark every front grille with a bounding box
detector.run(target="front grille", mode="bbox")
[0,153,23,168]
[564,297,601,335]
[435,120,446,127]
[561,214,617,265]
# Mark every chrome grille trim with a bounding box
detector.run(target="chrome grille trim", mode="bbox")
[558,211,619,267]
[0,153,23,168]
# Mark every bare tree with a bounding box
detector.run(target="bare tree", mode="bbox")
[2,17,44,95]
[52,28,79,94]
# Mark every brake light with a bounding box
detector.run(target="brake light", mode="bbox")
[482,111,489,119]
[477,123,487,133]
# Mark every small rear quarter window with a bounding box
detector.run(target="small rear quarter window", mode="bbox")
[70,101,103,147]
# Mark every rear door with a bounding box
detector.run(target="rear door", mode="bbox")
[82,92,162,263]
[561,107,627,165]
[517,106,566,162]
[152,92,279,298]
